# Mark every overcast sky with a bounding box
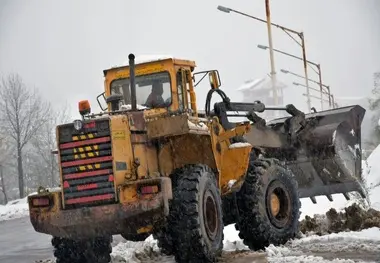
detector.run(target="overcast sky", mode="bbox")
[0,0,379,119]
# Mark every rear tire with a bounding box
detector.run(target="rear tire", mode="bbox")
[236,157,301,250]
[121,233,149,242]
[52,236,112,263]
[169,164,224,262]
[153,226,174,255]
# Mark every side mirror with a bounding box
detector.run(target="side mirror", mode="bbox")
[208,70,221,89]
[96,92,108,111]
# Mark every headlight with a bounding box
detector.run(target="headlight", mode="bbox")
[73,119,83,131]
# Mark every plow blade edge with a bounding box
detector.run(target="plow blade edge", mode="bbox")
[248,105,367,200]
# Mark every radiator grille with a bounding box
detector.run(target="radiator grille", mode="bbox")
[58,119,116,208]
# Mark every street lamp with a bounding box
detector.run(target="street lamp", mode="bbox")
[217,3,279,114]
[258,44,326,110]
[284,69,332,108]
[217,5,231,13]
[217,4,311,112]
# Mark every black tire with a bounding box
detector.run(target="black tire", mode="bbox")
[52,236,112,263]
[236,157,301,251]
[152,226,174,255]
[169,164,224,263]
[121,233,149,242]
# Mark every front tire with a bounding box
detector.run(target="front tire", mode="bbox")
[52,236,112,263]
[170,164,224,262]
[236,157,301,251]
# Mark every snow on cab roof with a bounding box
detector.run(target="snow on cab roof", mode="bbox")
[108,54,191,69]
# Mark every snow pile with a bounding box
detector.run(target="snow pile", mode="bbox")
[266,227,380,263]
[363,144,380,209]
[229,142,252,149]
[110,235,160,263]
[0,196,29,221]
[187,120,209,131]
[120,104,147,111]
[0,189,60,222]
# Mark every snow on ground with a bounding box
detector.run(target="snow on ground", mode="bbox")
[0,189,60,222]
[266,227,380,263]
[103,226,380,263]
[0,196,29,222]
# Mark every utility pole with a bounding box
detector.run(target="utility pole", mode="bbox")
[300,34,311,112]
[265,0,278,109]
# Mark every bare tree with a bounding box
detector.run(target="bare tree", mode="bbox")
[0,135,13,204]
[32,103,71,187]
[0,73,51,198]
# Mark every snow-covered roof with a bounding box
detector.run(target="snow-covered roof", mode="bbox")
[237,76,288,92]
[125,54,175,65]
[237,78,266,91]
[108,54,183,69]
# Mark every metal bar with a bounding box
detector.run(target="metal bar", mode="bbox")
[300,33,311,112]
[302,93,330,102]
[229,8,300,35]
[317,64,323,110]
[260,45,320,68]
[282,69,330,89]
[281,29,302,47]
[128,53,137,111]
[294,82,329,95]
[327,86,332,108]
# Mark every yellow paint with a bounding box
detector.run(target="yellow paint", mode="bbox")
[113,130,126,140]
[79,163,101,171]
[73,134,94,141]
[219,147,251,193]
[271,193,280,216]
[119,185,138,203]
[74,145,99,153]
[109,116,134,186]
[137,225,153,234]
[74,152,99,159]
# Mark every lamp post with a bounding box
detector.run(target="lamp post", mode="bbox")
[293,82,333,108]
[281,68,332,108]
[258,44,329,109]
[217,4,311,111]
[217,3,278,110]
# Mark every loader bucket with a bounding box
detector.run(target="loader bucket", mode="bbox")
[252,105,367,201]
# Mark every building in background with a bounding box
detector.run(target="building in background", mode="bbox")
[237,76,288,119]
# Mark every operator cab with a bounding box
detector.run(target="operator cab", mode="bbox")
[110,71,172,110]
[98,55,197,115]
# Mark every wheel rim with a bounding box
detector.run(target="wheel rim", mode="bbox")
[203,190,219,241]
[266,181,292,228]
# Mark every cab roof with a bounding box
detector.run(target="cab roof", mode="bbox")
[103,55,196,76]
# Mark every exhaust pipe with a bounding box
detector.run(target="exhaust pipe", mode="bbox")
[128,53,137,111]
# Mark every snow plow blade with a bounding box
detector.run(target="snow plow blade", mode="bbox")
[247,105,367,201]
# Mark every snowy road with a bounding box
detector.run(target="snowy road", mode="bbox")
[0,216,379,263]
[0,217,52,263]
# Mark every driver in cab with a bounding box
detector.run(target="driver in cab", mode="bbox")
[145,81,166,108]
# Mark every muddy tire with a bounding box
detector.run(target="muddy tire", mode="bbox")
[152,227,174,255]
[236,157,301,251]
[121,233,149,242]
[169,164,224,262]
[52,236,112,263]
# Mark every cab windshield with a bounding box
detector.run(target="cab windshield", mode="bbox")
[110,71,172,109]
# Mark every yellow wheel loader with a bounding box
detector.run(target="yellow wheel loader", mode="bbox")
[28,53,366,263]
